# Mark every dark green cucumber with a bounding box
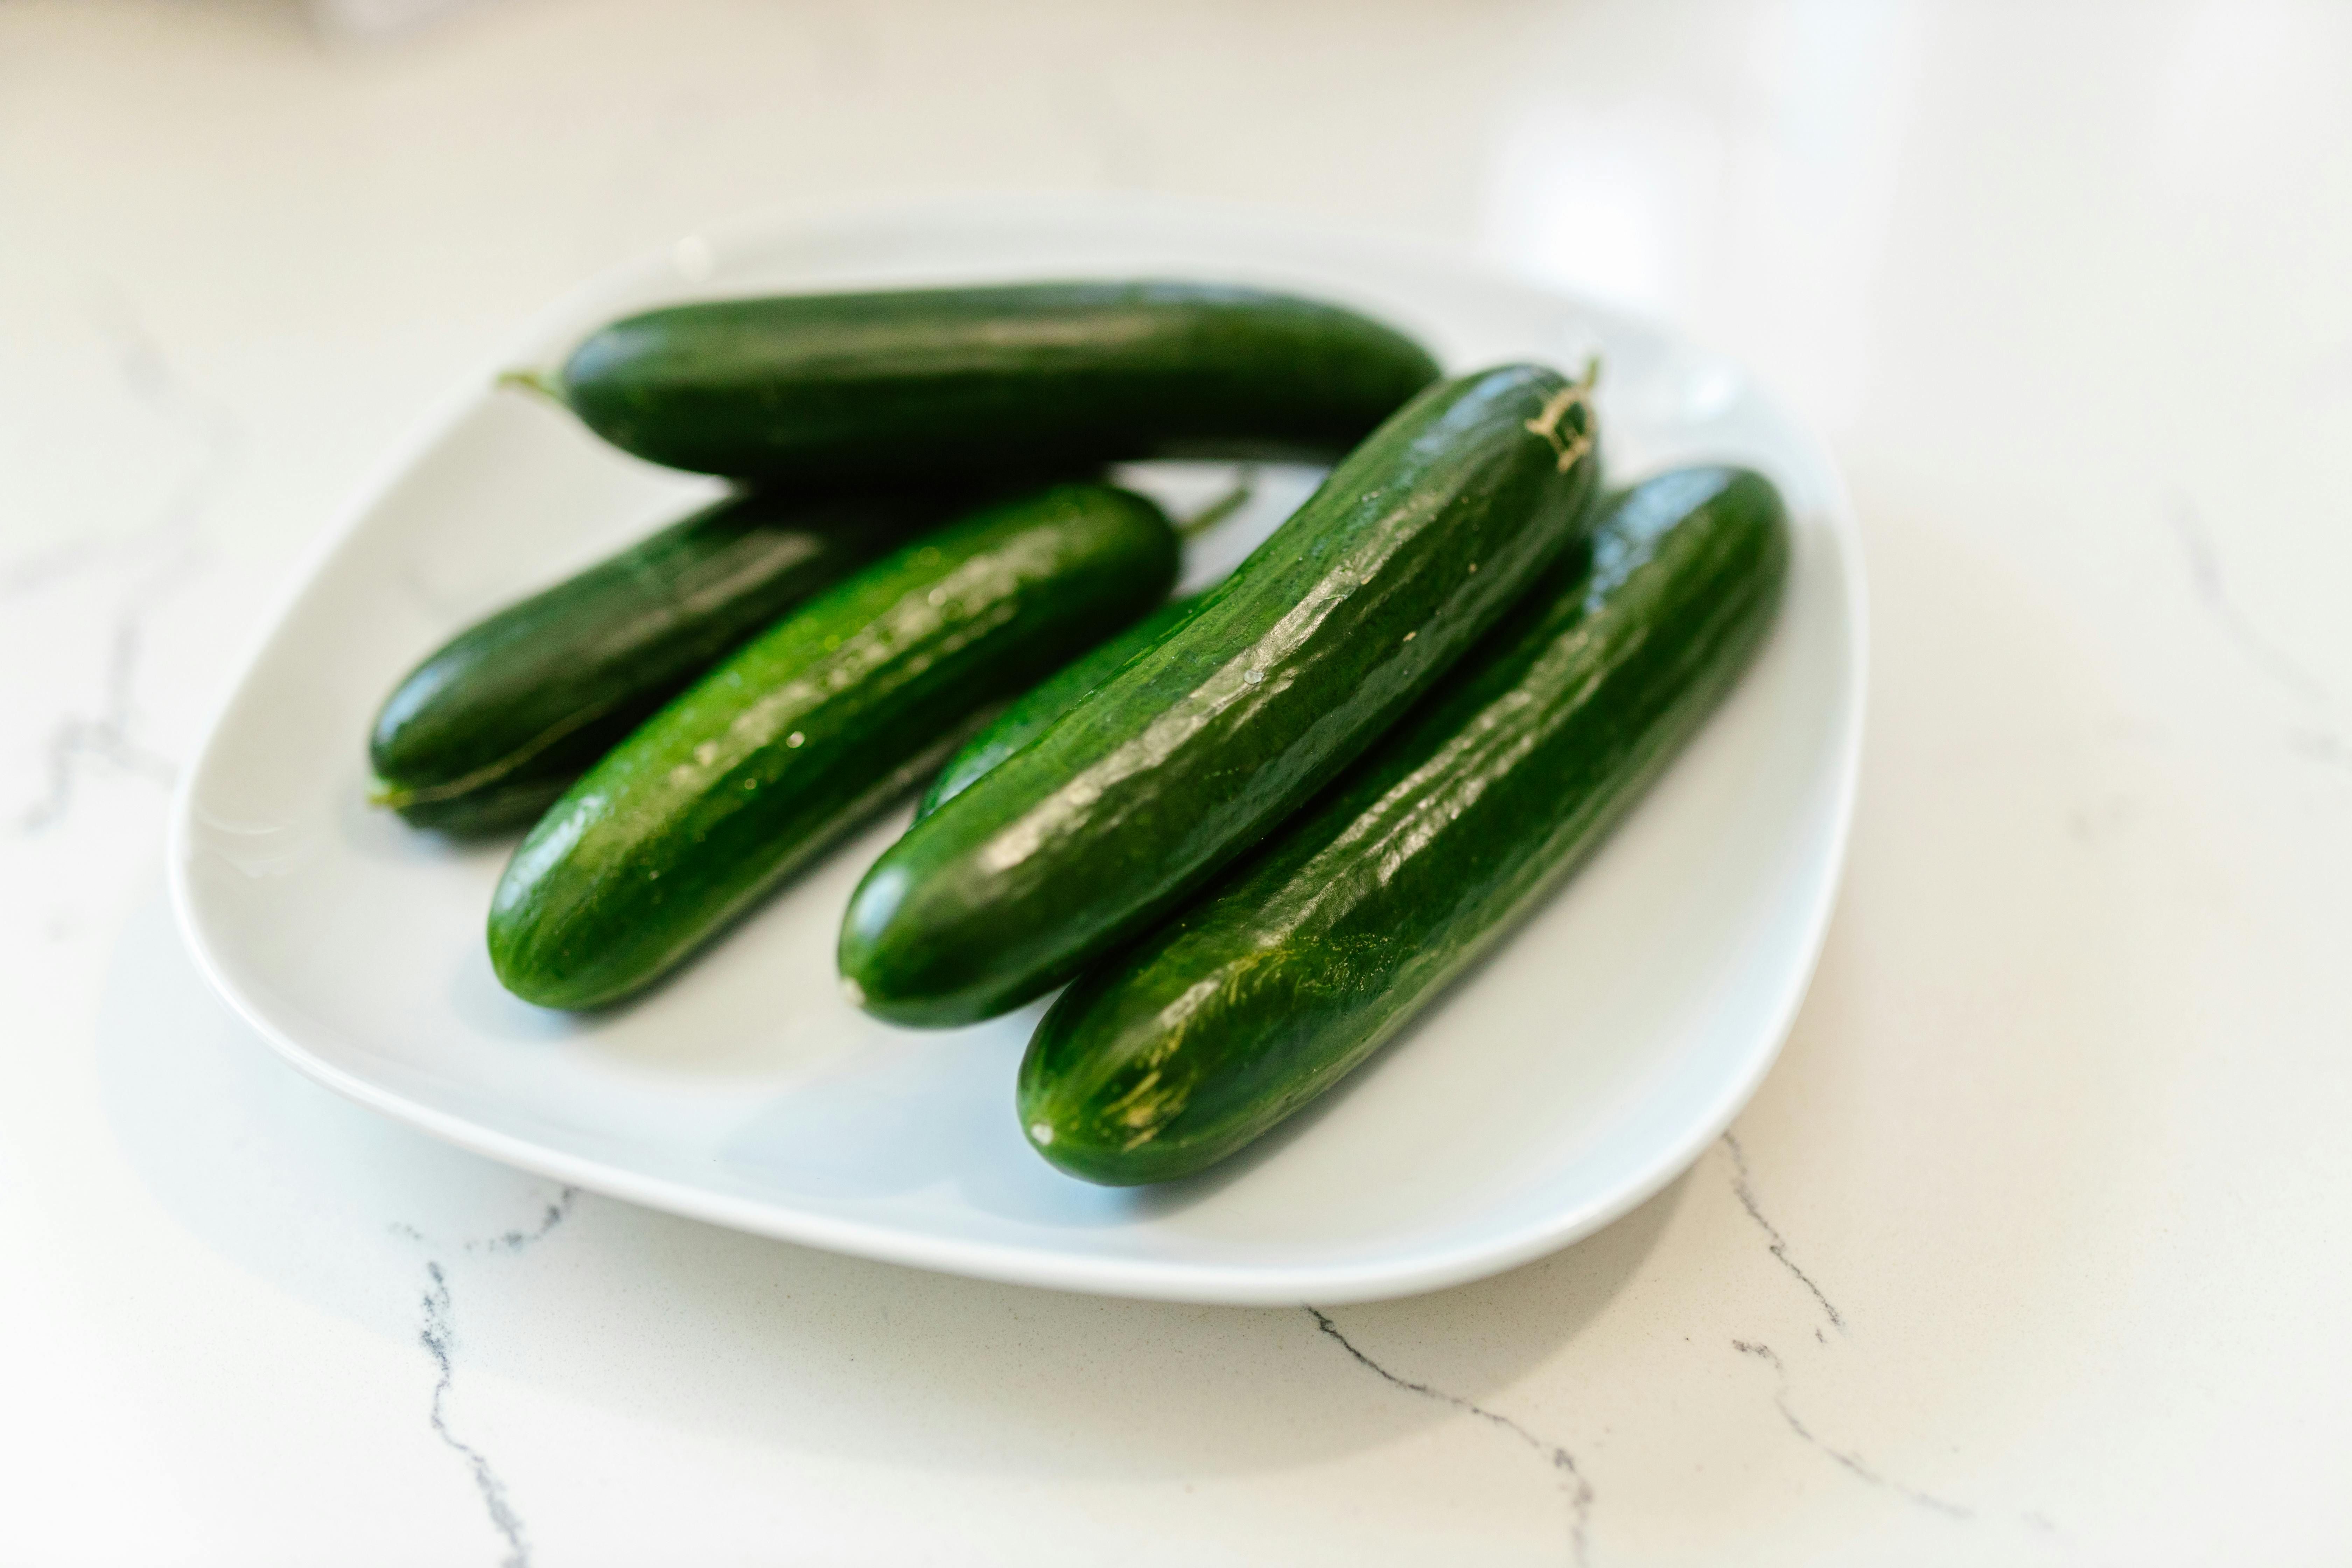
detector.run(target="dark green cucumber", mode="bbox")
[839,361,1602,1027]
[488,483,1179,1009]
[543,281,1440,483]
[912,594,1199,821]
[1020,466,1790,1184]
[370,489,954,833]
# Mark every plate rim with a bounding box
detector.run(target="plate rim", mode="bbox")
[166,190,1868,1306]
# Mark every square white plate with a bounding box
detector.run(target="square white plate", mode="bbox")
[170,195,1863,1304]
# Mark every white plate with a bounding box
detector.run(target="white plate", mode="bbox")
[169,196,1863,1306]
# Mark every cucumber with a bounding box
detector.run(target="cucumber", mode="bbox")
[912,594,1198,821]
[909,469,1264,819]
[1018,467,1790,1184]
[839,361,1602,1027]
[370,488,950,833]
[542,281,1440,483]
[488,483,1180,1009]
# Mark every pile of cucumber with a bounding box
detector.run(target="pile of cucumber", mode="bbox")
[370,279,1788,1185]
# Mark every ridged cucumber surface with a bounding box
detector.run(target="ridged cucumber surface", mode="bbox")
[1019,466,1790,1184]
[545,281,1440,483]
[488,483,1179,1009]
[370,489,947,833]
[912,594,1198,821]
[839,361,1603,1027]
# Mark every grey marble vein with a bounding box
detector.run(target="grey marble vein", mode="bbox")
[419,1262,533,1568]
[390,1184,581,1255]
[15,292,237,832]
[391,1187,576,1563]
[0,538,113,601]
[467,1187,579,1255]
[2167,498,2329,704]
[21,615,182,831]
[1720,1132,1846,1332]
[1731,1340,1970,1520]
[2287,727,2352,774]
[1306,1307,1593,1566]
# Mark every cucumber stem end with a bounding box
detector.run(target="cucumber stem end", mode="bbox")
[495,368,565,404]
[1176,469,1259,539]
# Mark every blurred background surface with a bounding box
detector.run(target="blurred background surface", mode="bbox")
[3,3,2348,1564]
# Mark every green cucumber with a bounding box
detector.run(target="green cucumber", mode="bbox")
[488,483,1179,1009]
[1019,466,1790,1184]
[540,281,1440,483]
[839,361,1602,1027]
[909,471,1264,819]
[912,594,1199,821]
[370,488,951,833]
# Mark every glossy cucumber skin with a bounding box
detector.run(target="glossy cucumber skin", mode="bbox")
[370,489,951,833]
[1019,467,1790,1185]
[912,594,1198,821]
[488,484,1179,1010]
[839,362,1602,1027]
[557,282,1441,483]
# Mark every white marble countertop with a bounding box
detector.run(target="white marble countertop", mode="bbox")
[5,2,2348,1562]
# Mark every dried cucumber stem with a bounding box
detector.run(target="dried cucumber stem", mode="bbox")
[1176,469,1261,539]
[1523,358,1601,472]
[495,368,564,403]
